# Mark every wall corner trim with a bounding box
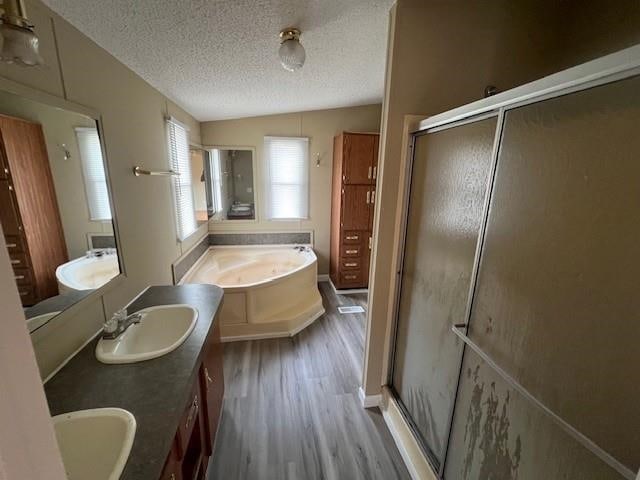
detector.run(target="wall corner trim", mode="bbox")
[358,386,382,409]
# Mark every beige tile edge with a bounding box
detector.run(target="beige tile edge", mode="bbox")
[380,386,438,480]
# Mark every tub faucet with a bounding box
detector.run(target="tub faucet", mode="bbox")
[102,308,142,339]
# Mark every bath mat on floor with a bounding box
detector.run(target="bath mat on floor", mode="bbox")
[338,306,365,314]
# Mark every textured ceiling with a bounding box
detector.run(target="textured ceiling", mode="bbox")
[42,0,394,121]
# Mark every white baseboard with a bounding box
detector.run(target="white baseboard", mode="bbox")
[317,274,330,282]
[358,386,382,408]
[380,387,438,480]
[329,279,368,295]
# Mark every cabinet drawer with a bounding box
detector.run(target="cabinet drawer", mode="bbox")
[176,382,200,459]
[159,441,180,480]
[341,245,362,258]
[9,252,28,269]
[13,268,32,286]
[340,258,361,270]
[340,270,363,285]
[16,285,36,305]
[4,235,24,253]
[342,231,363,244]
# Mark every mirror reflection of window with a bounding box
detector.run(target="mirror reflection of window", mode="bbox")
[76,127,112,221]
[206,148,256,221]
[189,149,207,223]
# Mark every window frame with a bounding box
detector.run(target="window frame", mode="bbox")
[264,136,310,221]
[166,117,197,241]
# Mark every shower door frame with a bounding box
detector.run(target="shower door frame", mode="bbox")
[385,44,640,479]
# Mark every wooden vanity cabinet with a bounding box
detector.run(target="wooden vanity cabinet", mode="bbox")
[200,321,225,455]
[159,320,224,480]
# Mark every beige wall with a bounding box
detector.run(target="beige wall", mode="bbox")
[364,0,569,397]
[0,0,205,378]
[201,104,382,274]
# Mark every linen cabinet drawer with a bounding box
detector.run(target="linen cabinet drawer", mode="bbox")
[16,285,36,305]
[342,231,363,244]
[340,270,363,285]
[9,252,28,269]
[13,268,32,286]
[341,245,362,258]
[4,234,24,253]
[340,258,361,270]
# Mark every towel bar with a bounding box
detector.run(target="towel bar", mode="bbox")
[133,166,179,177]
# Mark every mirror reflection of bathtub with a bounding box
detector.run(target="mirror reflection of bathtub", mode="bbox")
[56,250,120,293]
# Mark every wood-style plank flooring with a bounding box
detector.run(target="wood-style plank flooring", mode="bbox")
[208,282,410,480]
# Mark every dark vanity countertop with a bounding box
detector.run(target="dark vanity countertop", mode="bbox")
[44,284,224,480]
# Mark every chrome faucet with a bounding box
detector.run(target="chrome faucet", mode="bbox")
[102,308,143,340]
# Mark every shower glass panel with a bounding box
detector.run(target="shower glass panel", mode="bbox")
[456,75,640,474]
[391,116,497,468]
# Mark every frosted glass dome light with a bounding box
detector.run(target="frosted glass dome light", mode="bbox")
[0,0,42,67]
[279,28,305,72]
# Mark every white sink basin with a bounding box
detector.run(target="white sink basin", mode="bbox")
[95,304,198,364]
[53,408,136,480]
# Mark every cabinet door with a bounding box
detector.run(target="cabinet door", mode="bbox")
[341,185,370,231]
[343,134,375,184]
[159,441,182,480]
[201,321,224,455]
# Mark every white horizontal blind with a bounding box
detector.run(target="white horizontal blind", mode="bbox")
[167,118,197,240]
[264,136,309,220]
[75,127,112,221]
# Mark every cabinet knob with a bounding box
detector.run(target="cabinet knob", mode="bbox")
[205,367,213,385]
[367,166,372,179]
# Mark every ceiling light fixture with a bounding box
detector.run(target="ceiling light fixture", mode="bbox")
[0,0,43,66]
[278,27,305,72]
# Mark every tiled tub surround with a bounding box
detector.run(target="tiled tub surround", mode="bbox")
[209,231,312,246]
[44,284,224,480]
[173,234,210,284]
[180,245,324,341]
[173,231,313,284]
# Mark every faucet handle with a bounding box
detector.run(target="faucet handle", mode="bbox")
[103,316,118,334]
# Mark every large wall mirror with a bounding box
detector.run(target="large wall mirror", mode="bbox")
[204,147,256,221]
[0,88,122,333]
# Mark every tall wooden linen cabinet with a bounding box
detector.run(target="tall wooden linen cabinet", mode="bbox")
[330,132,379,290]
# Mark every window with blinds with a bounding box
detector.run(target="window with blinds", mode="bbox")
[264,136,309,220]
[75,127,112,221]
[166,118,197,240]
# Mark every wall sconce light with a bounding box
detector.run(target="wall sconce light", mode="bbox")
[59,143,71,161]
[0,0,43,66]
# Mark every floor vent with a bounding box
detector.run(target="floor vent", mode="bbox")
[338,306,365,314]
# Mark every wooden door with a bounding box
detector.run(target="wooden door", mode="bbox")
[341,185,370,231]
[343,134,375,185]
